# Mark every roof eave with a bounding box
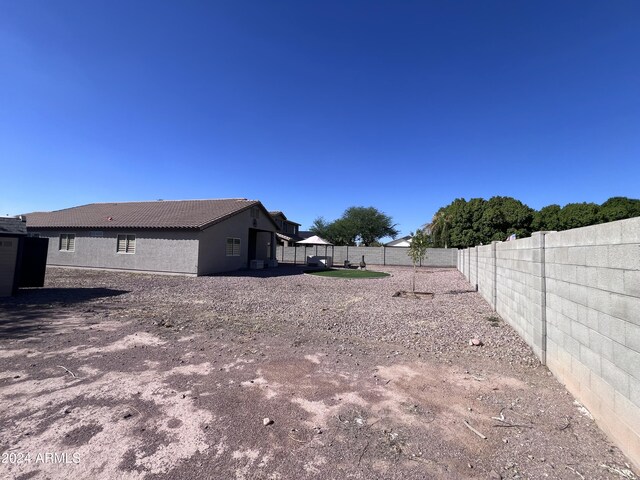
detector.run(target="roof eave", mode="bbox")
[26,225,201,231]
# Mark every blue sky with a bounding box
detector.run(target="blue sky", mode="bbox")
[1,1,639,238]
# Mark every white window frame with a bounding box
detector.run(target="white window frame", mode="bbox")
[59,233,75,252]
[117,234,136,254]
[226,237,241,256]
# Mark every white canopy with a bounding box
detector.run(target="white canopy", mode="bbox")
[296,235,333,246]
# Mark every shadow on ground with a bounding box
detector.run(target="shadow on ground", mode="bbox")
[0,288,129,339]
[0,312,59,339]
[3,287,129,306]
[210,264,310,278]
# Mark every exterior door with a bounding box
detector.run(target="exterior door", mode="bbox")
[19,237,49,288]
[247,229,257,265]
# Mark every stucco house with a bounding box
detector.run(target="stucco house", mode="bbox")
[25,199,279,276]
[269,211,303,246]
[385,235,412,247]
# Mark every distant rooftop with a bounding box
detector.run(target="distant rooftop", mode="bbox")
[269,210,301,226]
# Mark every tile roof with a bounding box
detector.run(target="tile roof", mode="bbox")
[25,199,264,230]
[276,232,304,243]
[0,217,28,236]
[269,211,301,226]
[385,235,412,246]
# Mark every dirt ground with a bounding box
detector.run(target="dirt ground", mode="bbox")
[0,265,637,480]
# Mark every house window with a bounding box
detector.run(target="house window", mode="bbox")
[250,207,260,219]
[59,234,75,251]
[117,234,136,254]
[226,237,241,256]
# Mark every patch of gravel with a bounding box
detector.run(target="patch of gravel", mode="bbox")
[3,265,637,480]
[8,266,538,368]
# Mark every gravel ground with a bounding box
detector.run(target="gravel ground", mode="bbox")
[0,265,636,480]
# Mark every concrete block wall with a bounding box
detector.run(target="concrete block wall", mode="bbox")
[460,248,469,280]
[413,247,458,267]
[476,243,496,309]
[384,247,415,266]
[469,246,478,288]
[277,245,315,264]
[544,218,640,469]
[276,246,457,267]
[457,217,640,470]
[495,232,547,361]
[346,246,385,265]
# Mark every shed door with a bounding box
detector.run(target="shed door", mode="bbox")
[20,237,49,288]
[0,237,19,297]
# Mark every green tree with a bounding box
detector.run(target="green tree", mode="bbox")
[343,206,399,245]
[326,218,357,246]
[310,207,398,246]
[429,198,484,248]
[310,217,330,238]
[429,209,450,248]
[479,196,534,242]
[531,204,562,231]
[456,198,487,246]
[407,229,429,292]
[425,196,640,248]
[598,197,640,223]
[427,196,532,247]
[310,217,356,245]
[558,202,600,230]
[444,199,472,248]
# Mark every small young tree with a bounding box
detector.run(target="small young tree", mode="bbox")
[407,229,429,292]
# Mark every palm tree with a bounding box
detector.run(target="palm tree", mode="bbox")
[429,212,450,248]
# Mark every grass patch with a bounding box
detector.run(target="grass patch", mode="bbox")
[305,268,390,279]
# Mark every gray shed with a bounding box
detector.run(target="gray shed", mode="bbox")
[0,217,27,296]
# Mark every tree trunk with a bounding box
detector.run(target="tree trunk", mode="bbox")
[412,262,416,292]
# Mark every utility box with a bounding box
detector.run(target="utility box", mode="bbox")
[250,259,264,269]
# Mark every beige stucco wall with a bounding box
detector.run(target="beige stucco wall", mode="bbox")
[197,208,276,275]
[35,230,200,275]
